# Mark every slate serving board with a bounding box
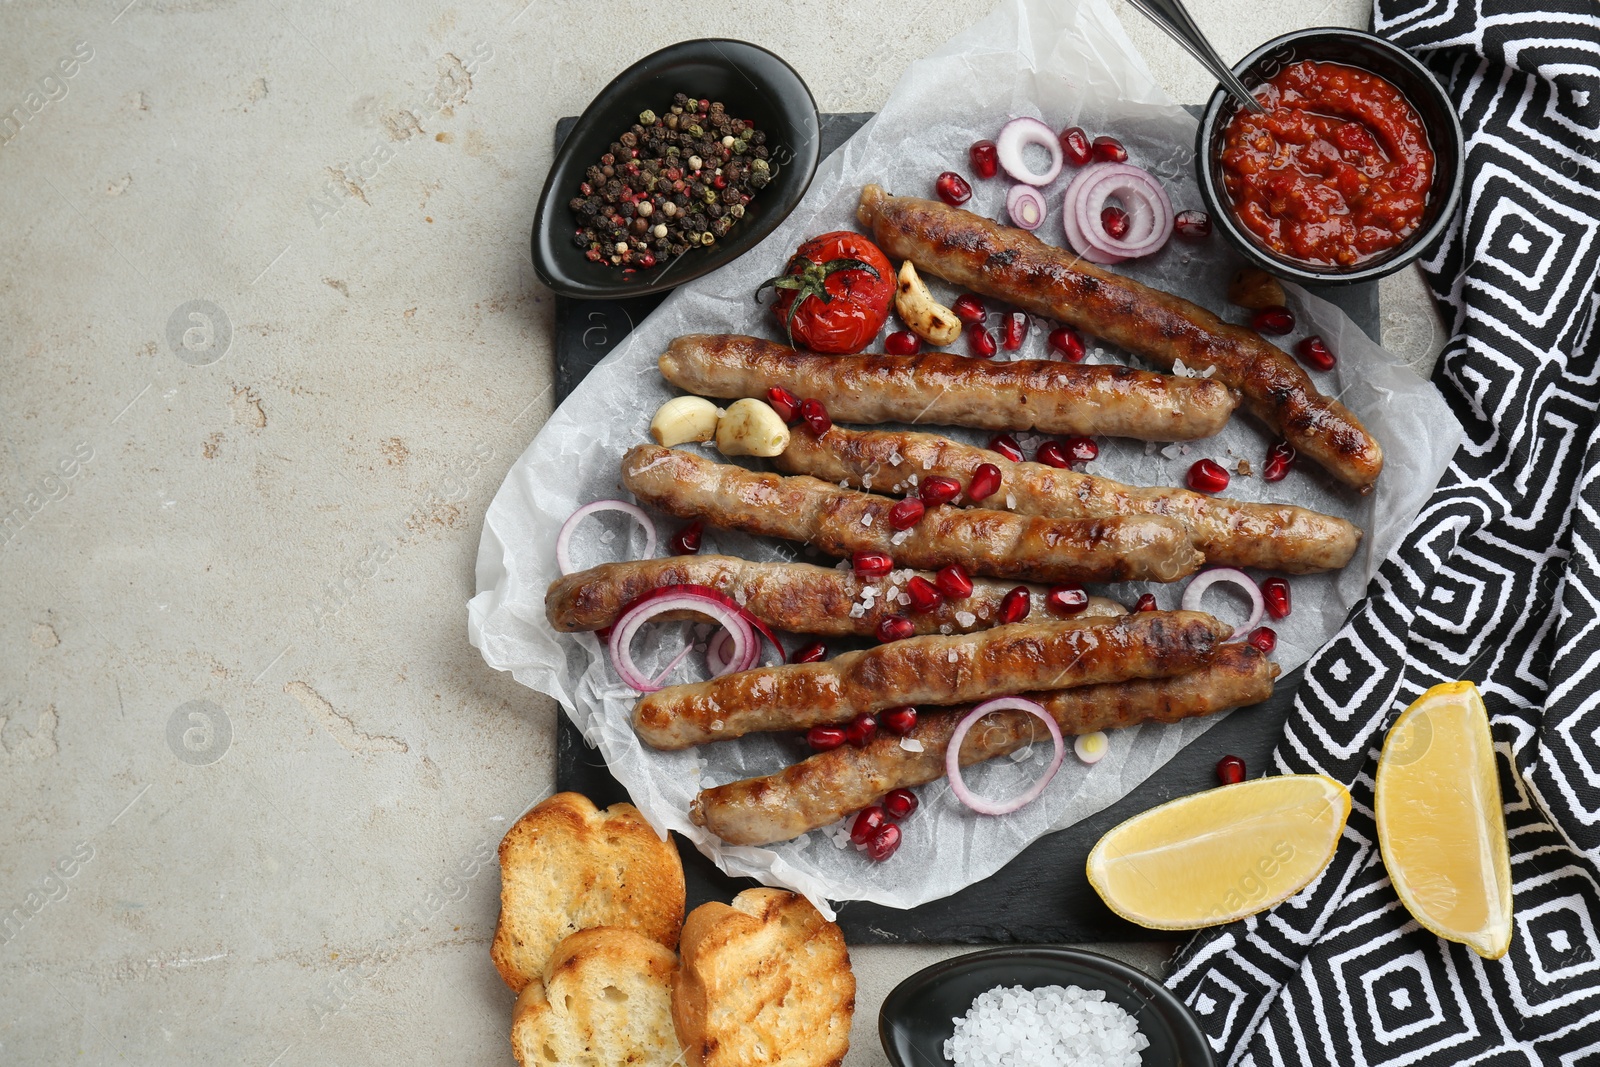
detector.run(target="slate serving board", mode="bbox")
[547,111,1379,944]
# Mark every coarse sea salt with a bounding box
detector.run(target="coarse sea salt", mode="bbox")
[944,984,1150,1067]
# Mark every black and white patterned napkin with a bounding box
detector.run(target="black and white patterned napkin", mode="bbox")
[1167,1,1600,1060]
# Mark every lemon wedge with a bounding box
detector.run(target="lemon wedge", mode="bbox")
[1375,681,1512,959]
[1087,775,1351,929]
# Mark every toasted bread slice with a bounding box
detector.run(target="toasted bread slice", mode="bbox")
[673,888,855,1067]
[512,927,682,1067]
[493,792,685,992]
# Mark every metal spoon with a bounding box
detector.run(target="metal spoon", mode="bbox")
[1124,0,1267,114]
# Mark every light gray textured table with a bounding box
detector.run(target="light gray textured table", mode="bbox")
[0,1,1442,1063]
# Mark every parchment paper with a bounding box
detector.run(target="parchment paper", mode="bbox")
[468,0,1463,916]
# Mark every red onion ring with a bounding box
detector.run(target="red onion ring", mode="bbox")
[705,627,745,677]
[555,499,656,576]
[1180,567,1263,642]
[995,117,1063,187]
[1071,163,1174,261]
[945,697,1066,815]
[1006,184,1047,230]
[1061,164,1126,264]
[607,584,778,691]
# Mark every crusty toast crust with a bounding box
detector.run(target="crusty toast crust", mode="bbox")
[492,792,685,992]
[512,926,682,1067]
[673,889,855,1067]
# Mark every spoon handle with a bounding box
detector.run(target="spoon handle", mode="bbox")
[1124,0,1267,114]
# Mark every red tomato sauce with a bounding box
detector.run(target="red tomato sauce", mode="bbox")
[1220,60,1434,267]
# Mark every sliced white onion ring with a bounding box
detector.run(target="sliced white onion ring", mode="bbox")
[1061,164,1126,264]
[609,587,755,692]
[1074,731,1110,764]
[945,697,1066,815]
[1070,163,1174,261]
[1180,567,1263,643]
[705,627,748,677]
[556,499,656,576]
[1006,184,1048,230]
[996,117,1064,187]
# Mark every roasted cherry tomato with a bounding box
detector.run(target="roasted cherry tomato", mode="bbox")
[755,231,894,354]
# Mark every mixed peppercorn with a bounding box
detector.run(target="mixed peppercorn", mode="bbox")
[568,93,772,270]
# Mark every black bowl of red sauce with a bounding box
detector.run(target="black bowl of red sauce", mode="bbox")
[1195,28,1464,286]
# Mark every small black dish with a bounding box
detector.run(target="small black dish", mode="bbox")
[531,39,821,300]
[880,945,1215,1067]
[1195,28,1465,286]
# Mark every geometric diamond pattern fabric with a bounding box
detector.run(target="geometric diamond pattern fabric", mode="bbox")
[1167,3,1600,1060]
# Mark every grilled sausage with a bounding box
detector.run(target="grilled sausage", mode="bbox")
[546,556,1125,636]
[856,185,1384,490]
[659,333,1238,441]
[776,426,1361,573]
[632,610,1233,749]
[690,643,1278,845]
[621,445,1203,586]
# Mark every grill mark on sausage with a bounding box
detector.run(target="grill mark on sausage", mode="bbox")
[773,425,1361,573]
[689,643,1279,845]
[855,185,1383,489]
[630,610,1233,749]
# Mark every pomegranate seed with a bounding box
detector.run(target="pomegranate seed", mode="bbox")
[967,323,997,358]
[920,475,962,506]
[876,614,915,642]
[1216,754,1246,785]
[1263,439,1296,482]
[865,822,902,861]
[934,563,973,599]
[789,640,828,664]
[1173,209,1212,239]
[888,497,925,530]
[951,294,986,325]
[1186,459,1230,493]
[905,576,945,614]
[880,707,918,737]
[935,171,972,205]
[1101,205,1130,240]
[1296,335,1336,371]
[767,385,801,423]
[998,586,1031,624]
[1262,577,1291,620]
[1064,436,1098,463]
[1047,326,1086,361]
[882,787,919,819]
[845,712,878,748]
[850,805,887,844]
[1002,311,1028,351]
[853,550,894,579]
[669,520,703,555]
[1252,305,1295,335]
[1059,126,1092,167]
[800,397,832,435]
[1248,626,1277,654]
[884,330,921,355]
[807,725,846,751]
[1037,442,1069,468]
[1091,135,1128,163]
[988,435,1023,462]
[967,463,1002,501]
[1045,585,1088,616]
[1134,593,1158,612]
[968,139,999,179]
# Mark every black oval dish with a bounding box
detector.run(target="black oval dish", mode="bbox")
[531,39,821,300]
[881,945,1214,1067]
[1195,28,1465,286]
